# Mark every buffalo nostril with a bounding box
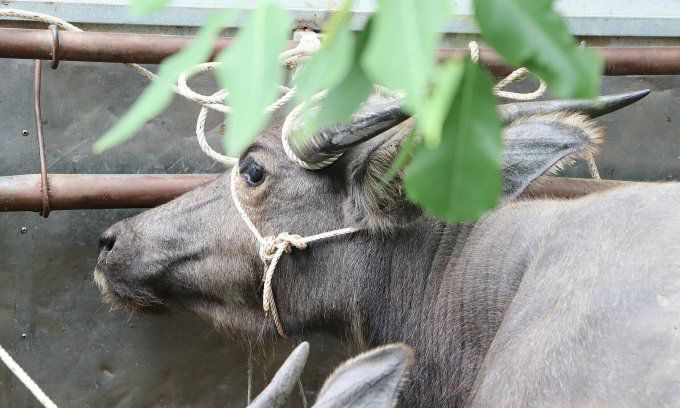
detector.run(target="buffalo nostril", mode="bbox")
[99,233,116,253]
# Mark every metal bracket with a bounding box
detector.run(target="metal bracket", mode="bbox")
[49,24,60,69]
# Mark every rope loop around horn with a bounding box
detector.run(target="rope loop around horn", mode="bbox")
[281,85,405,170]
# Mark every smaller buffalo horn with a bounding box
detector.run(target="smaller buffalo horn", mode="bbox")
[498,89,650,124]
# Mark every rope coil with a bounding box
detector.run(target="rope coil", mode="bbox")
[468,40,548,101]
[0,8,324,168]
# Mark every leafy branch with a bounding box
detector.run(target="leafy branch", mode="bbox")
[97,0,602,222]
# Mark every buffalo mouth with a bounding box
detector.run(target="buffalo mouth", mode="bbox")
[94,266,169,314]
[93,265,224,315]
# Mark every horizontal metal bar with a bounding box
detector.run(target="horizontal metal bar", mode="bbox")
[0,27,243,64]
[3,1,680,37]
[1,28,679,75]
[0,174,217,212]
[437,47,680,76]
[0,174,642,214]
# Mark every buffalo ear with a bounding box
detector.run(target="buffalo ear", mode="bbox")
[247,342,309,408]
[312,343,413,408]
[343,119,422,232]
[502,113,603,198]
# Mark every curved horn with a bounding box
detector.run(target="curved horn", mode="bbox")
[498,89,650,124]
[287,98,410,166]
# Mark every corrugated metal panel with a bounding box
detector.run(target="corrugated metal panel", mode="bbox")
[2,0,679,37]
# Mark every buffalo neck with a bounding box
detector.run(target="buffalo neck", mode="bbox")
[349,201,559,407]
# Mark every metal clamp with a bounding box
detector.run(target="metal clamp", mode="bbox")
[49,24,60,69]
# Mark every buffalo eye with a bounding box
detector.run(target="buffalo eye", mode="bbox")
[239,157,265,187]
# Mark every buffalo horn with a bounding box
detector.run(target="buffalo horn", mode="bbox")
[498,89,650,124]
[287,98,409,166]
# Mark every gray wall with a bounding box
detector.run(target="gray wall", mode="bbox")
[1,58,678,407]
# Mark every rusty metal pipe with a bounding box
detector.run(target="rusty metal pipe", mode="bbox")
[0,27,267,64]
[0,174,642,213]
[0,27,679,75]
[598,47,680,76]
[0,174,219,212]
[436,47,680,76]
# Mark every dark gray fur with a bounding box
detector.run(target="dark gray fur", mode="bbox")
[94,103,679,406]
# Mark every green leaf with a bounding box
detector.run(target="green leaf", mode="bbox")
[216,0,292,155]
[295,28,354,102]
[294,0,355,102]
[93,11,235,153]
[130,0,171,16]
[474,0,602,98]
[418,61,464,148]
[405,60,502,222]
[313,17,375,130]
[319,0,354,43]
[314,61,372,129]
[362,0,449,111]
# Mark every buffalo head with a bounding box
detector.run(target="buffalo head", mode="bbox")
[94,90,648,341]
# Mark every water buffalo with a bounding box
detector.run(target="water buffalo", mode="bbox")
[94,89,680,407]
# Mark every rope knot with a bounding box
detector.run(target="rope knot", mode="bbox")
[259,233,307,263]
[276,232,308,252]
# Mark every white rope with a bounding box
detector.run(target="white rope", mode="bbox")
[280,30,321,69]
[230,166,358,337]
[469,40,547,101]
[280,84,405,170]
[469,40,480,65]
[298,378,308,408]
[0,344,58,408]
[191,68,297,166]
[182,31,317,166]
[246,343,254,404]
[0,9,325,168]
[280,91,339,170]
[586,152,601,179]
[0,8,80,31]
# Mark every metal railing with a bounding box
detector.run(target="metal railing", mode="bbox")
[0,26,675,215]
